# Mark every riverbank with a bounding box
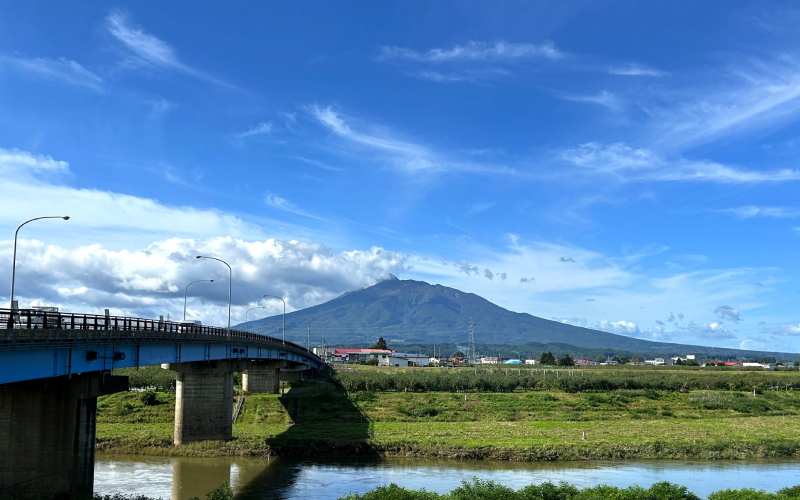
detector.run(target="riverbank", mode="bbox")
[96,377,800,460]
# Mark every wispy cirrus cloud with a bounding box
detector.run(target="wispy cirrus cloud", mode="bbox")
[1,56,104,91]
[608,63,665,77]
[308,105,520,177]
[378,40,563,62]
[714,206,800,218]
[562,90,621,111]
[650,55,800,148]
[234,122,273,139]
[106,10,234,89]
[467,202,495,214]
[560,142,800,184]
[265,193,327,221]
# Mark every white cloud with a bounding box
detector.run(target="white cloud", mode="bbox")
[683,321,736,339]
[0,147,314,250]
[560,142,800,183]
[714,206,800,218]
[608,64,664,77]
[0,147,70,178]
[264,193,327,221]
[291,156,343,172]
[378,41,563,62]
[106,10,233,88]
[1,56,104,91]
[761,324,800,336]
[563,90,621,110]
[0,237,407,326]
[235,122,273,139]
[308,105,519,177]
[107,10,181,69]
[651,55,800,147]
[596,319,642,336]
[468,202,495,214]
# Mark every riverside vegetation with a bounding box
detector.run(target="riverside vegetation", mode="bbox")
[97,365,800,460]
[53,479,800,500]
[342,479,800,500]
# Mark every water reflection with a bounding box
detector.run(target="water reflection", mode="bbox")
[95,455,800,500]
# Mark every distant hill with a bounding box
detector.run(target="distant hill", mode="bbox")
[239,278,798,360]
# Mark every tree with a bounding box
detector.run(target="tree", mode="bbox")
[365,357,379,366]
[541,351,556,365]
[612,356,629,364]
[595,356,606,364]
[631,354,645,364]
[370,337,388,350]
[557,354,575,366]
[452,350,465,358]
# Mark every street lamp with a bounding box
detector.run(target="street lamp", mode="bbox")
[245,306,266,332]
[196,256,231,335]
[10,216,70,311]
[183,279,214,321]
[263,295,285,344]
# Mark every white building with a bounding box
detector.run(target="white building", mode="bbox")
[379,353,430,367]
[742,362,774,370]
[525,359,539,365]
[480,356,499,364]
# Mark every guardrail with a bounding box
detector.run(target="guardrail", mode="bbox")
[0,308,317,358]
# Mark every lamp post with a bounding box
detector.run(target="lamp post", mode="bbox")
[183,279,214,321]
[263,295,285,344]
[196,256,231,336]
[10,216,70,312]
[245,306,266,332]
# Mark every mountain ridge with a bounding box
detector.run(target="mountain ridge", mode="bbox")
[240,279,798,359]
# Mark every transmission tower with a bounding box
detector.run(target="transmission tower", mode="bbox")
[468,318,476,364]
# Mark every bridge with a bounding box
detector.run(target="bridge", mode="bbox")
[0,308,324,500]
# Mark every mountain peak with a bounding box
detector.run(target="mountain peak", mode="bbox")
[242,278,794,359]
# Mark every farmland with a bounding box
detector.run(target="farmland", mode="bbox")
[95,364,800,461]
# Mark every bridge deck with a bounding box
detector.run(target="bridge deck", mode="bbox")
[0,309,323,385]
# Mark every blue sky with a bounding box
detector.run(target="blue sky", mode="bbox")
[3,1,800,352]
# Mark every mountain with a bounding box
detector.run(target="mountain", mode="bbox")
[239,278,798,359]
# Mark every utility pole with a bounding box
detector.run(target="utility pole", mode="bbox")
[468,318,476,365]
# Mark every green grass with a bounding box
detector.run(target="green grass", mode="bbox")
[96,371,800,460]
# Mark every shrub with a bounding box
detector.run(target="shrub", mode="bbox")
[139,391,158,406]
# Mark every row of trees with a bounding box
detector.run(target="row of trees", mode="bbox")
[335,367,792,393]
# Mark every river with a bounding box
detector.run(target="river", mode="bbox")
[94,455,800,499]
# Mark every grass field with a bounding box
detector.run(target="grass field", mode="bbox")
[96,365,800,460]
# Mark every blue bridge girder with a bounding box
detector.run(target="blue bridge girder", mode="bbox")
[0,308,323,385]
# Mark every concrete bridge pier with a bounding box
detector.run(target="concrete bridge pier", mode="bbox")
[0,373,128,500]
[279,365,311,383]
[162,361,238,445]
[242,360,283,394]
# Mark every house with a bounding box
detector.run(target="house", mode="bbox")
[313,347,336,359]
[480,356,499,364]
[333,348,392,364]
[644,358,665,366]
[670,354,698,365]
[379,353,430,367]
[394,353,430,366]
[575,359,597,366]
[525,359,539,365]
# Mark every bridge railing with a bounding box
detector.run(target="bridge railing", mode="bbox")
[0,308,315,357]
